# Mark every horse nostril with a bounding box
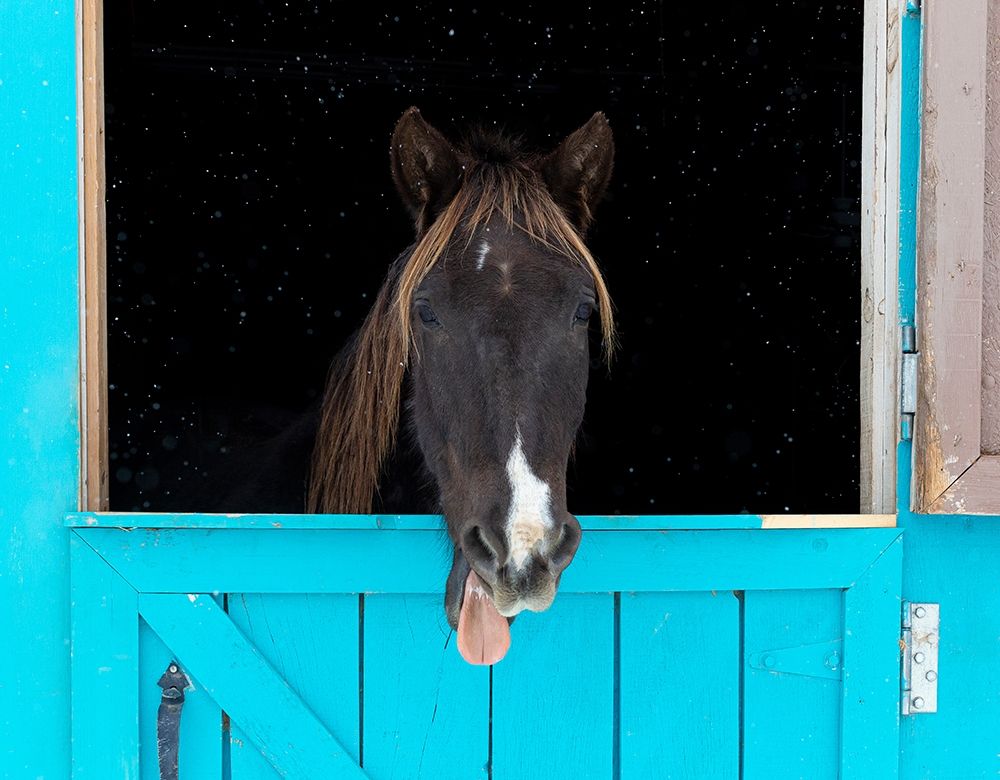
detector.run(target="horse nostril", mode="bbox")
[462,525,501,576]
[550,518,582,572]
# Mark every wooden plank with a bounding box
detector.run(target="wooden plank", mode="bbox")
[138,593,366,780]
[227,594,361,778]
[926,454,1000,514]
[66,511,896,531]
[0,0,80,773]
[841,533,902,780]
[79,0,108,510]
[860,0,902,514]
[363,595,488,779]
[620,591,739,778]
[914,0,991,511]
[743,589,843,780]
[78,527,905,594]
[139,618,224,780]
[761,514,895,529]
[981,0,1000,454]
[492,594,614,777]
[70,535,140,779]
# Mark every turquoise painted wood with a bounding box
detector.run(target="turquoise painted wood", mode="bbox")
[619,591,740,778]
[492,594,615,777]
[69,535,140,779]
[18,0,1000,776]
[363,595,489,779]
[227,594,360,777]
[0,1,80,776]
[743,590,842,779]
[139,593,367,779]
[68,519,903,778]
[139,612,224,780]
[68,523,901,593]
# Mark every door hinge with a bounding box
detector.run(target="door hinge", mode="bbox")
[900,325,918,441]
[901,602,939,715]
[906,0,921,16]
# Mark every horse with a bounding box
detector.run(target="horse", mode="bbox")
[221,107,615,664]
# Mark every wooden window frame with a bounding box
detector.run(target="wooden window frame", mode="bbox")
[912,0,999,513]
[79,0,901,523]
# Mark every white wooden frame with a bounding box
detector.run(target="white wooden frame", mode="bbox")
[860,0,903,514]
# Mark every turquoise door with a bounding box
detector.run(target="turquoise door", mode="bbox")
[70,514,902,779]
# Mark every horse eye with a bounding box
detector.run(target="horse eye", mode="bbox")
[416,303,440,327]
[574,302,594,322]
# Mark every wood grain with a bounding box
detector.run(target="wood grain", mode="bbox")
[80,0,109,510]
[982,0,1000,454]
[363,595,488,779]
[227,594,360,778]
[620,592,739,778]
[492,594,614,777]
[860,0,902,514]
[914,0,992,511]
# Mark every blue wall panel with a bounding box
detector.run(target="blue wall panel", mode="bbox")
[0,1,79,777]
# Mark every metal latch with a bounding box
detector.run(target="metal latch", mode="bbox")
[157,660,191,780]
[901,602,939,714]
[901,325,918,441]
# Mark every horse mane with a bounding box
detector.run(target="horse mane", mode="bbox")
[306,132,615,514]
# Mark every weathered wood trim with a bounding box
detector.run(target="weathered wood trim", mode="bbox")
[926,454,1000,514]
[79,0,109,510]
[914,0,995,513]
[982,0,1000,453]
[861,0,902,514]
[760,514,896,529]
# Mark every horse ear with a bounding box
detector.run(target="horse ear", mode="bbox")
[539,112,614,233]
[390,107,463,234]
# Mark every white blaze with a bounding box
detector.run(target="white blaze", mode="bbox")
[504,429,554,570]
[475,239,491,271]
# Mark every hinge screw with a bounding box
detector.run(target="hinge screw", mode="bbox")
[926,670,937,682]
[913,652,925,663]
[824,651,841,670]
[912,696,925,709]
[763,655,776,669]
[914,606,927,619]
[169,664,179,674]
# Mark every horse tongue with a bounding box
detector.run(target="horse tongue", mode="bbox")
[457,570,511,665]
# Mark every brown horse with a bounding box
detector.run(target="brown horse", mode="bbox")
[246,107,615,663]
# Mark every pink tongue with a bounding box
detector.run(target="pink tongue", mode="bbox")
[457,570,511,665]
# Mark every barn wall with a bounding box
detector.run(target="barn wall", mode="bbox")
[2,0,1000,777]
[0,0,80,777]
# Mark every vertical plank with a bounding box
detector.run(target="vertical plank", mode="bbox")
[492,594,614,778]
[70,535,140,778]
[841,537,902,780]
[914,0,990,509]
[982,0,1000,454]
[80,0,109,511]
[620,591,740,779]
[860,0,901,514]
[228,594,361,779]
[139,619,224,780]
[743,589,843,780]
[0,0,80,772]
[363,594,489,780]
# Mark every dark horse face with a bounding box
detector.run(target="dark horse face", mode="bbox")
[390,108,614,662]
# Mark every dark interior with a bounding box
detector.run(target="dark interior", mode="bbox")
[105,1,863,514]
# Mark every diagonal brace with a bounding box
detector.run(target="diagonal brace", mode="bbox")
[139,593,368,780]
